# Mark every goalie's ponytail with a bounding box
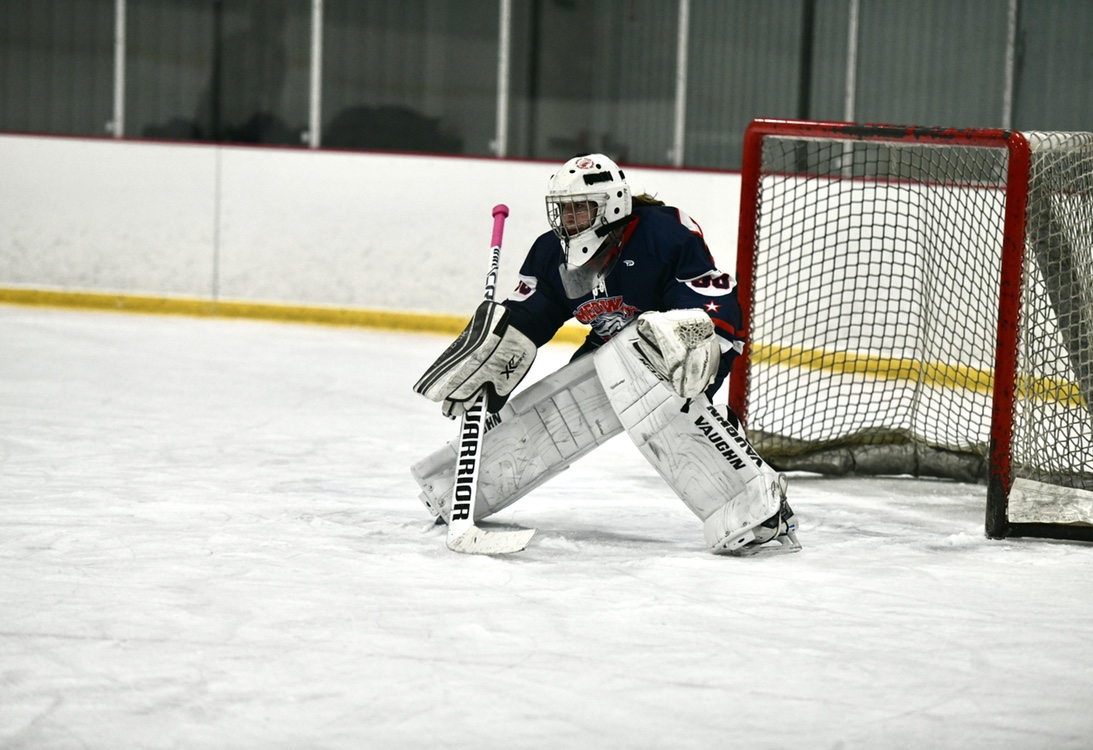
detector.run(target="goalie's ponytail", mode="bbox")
[632,192,666,207]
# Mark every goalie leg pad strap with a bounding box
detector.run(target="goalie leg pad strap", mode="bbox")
[593,325,782,550]
[411,352,623,522]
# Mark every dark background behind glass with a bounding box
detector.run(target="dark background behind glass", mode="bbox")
[1,0,1089,170]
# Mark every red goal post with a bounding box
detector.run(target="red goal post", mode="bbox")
[729,118,1093,542]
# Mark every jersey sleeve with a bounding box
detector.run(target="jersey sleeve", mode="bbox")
[660,216,744,351]
[501,234,574,348]
[659,211,746,398]
[668,269,745,353]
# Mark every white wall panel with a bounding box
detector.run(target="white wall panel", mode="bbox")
[1,135,741,317]
[0,135,218,296]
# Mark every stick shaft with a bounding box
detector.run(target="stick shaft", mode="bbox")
[447,204,510,543]
[483,204,509,303]
[447,394,487,538]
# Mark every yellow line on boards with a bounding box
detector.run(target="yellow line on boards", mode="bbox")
[752,342,1085,409]
[0,287,590,346]
[3,288,1084,408]
[752,342,995,394]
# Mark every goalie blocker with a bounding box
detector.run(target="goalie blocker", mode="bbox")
[414,300,536,418]
[412,311,800,555]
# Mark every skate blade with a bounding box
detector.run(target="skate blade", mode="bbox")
[726,538,802,557]
[724,528,802,557]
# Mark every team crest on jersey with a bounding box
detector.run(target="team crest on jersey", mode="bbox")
[573,296,641,340]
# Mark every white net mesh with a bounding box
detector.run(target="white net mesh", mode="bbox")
[744,136,1007,480]
[1009,133,1093,520]
[739,126,1093,534]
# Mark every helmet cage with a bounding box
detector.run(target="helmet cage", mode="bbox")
[546,193,611,258]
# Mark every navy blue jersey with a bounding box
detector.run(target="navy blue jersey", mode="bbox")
[503,204,745,398]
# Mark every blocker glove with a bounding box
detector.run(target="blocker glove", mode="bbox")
[414,301,537,418]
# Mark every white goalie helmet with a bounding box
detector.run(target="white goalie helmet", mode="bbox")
[545,153,633,268]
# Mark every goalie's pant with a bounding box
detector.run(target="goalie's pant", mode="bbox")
[410,325,782,551]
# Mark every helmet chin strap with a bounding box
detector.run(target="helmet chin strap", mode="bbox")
[594,213,636,239]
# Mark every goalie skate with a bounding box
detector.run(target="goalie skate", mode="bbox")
[714,486,801,557]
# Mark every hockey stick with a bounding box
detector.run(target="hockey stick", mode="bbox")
[446,204,536,555]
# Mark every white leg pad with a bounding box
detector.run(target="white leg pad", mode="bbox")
[411,352,623,522]
[593,326,782,550]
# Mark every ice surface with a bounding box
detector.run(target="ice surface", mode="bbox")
[2,306,1092,749]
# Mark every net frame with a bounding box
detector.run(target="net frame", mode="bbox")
[730,118,1093,543]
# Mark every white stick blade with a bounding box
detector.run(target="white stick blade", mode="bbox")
[447,526,536,555]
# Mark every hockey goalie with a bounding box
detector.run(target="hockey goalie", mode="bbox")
[412,154,799,555]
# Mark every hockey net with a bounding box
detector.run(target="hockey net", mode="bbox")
[730,119,1093,541]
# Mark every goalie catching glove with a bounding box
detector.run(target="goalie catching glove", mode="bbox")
[634,308,720,398]
[414,300,536,418]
